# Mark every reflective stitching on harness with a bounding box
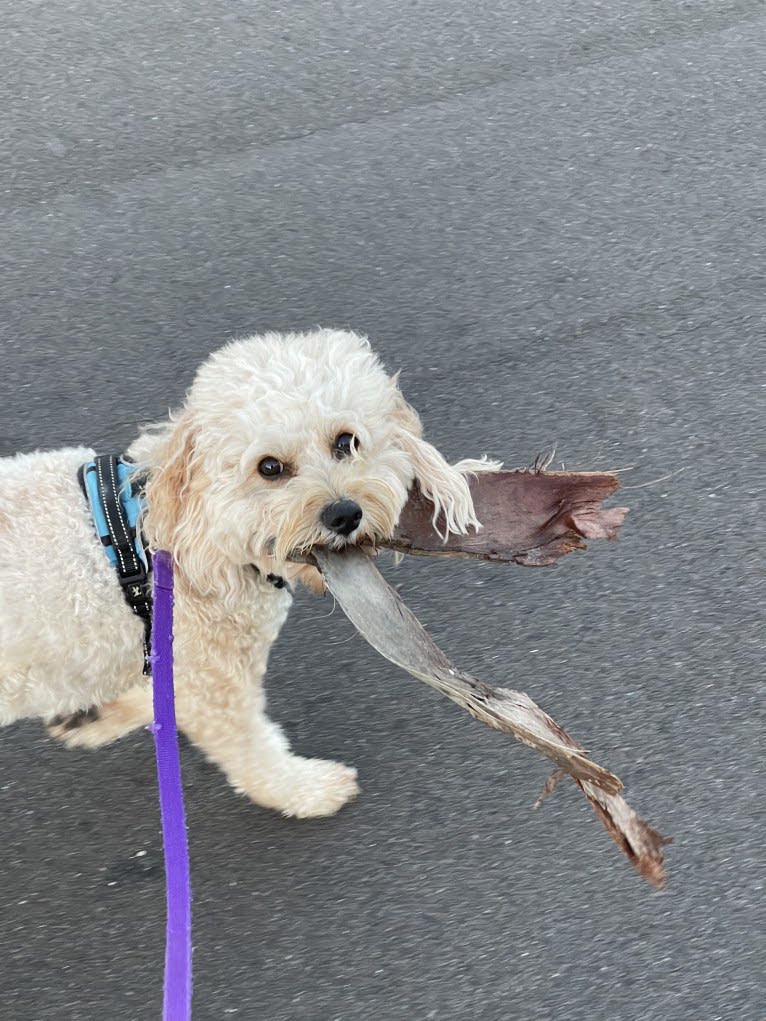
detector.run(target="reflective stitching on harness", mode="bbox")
[82,455,153,674]
[97,456,130,576]
[107,455,139,575]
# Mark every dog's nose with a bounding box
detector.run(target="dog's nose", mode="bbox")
[321,499,363,537]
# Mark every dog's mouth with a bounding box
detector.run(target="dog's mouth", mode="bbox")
[273,529,383,567]
[288,534,377,560]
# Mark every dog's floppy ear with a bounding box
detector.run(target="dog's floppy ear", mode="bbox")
[391,384,500,540]
[142,414,199,534]
[139,413,219,588]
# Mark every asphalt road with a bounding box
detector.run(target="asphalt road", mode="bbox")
[2,2,765,1019]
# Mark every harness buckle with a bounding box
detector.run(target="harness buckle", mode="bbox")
[120,564,149,589]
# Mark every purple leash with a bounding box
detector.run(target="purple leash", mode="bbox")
[150,551,193,1020]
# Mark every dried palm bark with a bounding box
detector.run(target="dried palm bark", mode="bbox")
[312,470,669,888]
[385,469,628,565]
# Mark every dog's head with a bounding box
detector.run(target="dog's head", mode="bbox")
[133,330,491,592]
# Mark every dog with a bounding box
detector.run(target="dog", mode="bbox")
[0,329,496,817]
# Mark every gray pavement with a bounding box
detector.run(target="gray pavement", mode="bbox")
[2,2,765,1018]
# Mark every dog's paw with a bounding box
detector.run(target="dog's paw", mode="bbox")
[48,707,104,747]
[282,758,360,818]
[248,757,360,819]
[48,703,131,748]
[48,706,101,735]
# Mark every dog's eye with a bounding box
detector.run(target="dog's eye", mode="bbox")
[258,457,285,479]
[333,433,358,459]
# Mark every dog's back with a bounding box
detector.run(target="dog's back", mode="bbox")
[0,447,145,724]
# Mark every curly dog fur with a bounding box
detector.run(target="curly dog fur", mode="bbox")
[0,329,495,817]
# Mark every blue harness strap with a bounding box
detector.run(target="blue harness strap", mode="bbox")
[79,455,153,673]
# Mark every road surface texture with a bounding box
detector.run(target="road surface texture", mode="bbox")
[2,2,764,1019]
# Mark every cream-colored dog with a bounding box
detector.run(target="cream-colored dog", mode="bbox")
[0,330,494,817]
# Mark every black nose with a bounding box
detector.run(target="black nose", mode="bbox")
[321,499,363,537]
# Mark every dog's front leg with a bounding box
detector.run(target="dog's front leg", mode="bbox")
[171,660,359,818]
[52,661,359,818]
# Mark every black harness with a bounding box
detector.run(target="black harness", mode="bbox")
[79,455,154,672]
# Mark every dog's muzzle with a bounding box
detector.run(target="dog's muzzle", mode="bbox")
[320,499,363,538]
